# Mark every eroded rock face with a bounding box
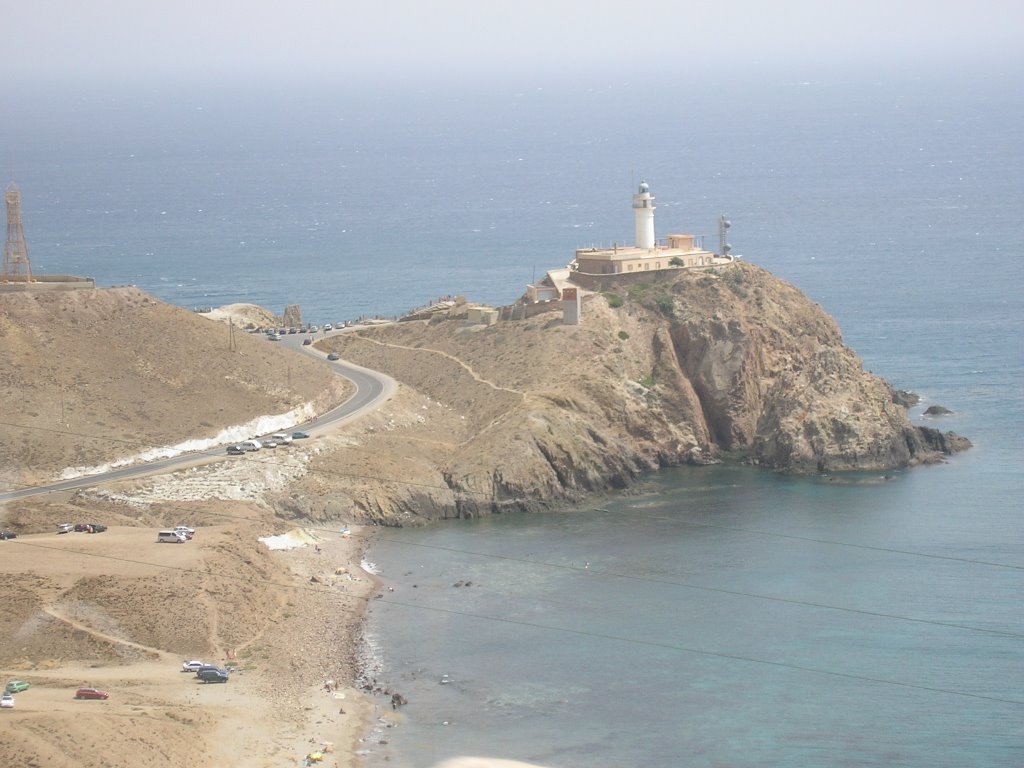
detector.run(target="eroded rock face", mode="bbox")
[615,264,971,473]
[317,263,969,522]
[282,304,303,328]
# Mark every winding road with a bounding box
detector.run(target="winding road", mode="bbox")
[0,328,396,503]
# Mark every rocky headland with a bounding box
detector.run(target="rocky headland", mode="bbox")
[294,261,968,523]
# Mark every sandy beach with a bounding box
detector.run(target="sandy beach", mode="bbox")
[0,507,389,768]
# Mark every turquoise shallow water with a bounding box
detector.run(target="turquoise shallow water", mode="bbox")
[360,461,1022,768]
[3,70,1022,767]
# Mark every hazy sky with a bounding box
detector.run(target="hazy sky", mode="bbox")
[9,0,1024,87]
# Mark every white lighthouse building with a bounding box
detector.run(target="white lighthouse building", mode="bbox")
[632,180,656,250]
[571,180,722,276]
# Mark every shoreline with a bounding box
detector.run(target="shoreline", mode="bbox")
[276,523,384,768]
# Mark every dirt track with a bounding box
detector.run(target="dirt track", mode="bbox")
[0,519,378,768]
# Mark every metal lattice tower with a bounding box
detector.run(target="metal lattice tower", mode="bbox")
[3,182,33,282]
[718,214,732,259]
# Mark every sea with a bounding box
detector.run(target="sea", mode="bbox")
[3,69,1022,767]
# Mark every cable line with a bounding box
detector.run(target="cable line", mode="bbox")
[3,417,1021,573]
[4,537,1021,708]
[2,420,1021,641]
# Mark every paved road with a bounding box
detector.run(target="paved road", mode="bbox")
[0,328,396,502]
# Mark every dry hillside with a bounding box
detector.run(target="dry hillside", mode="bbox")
[0,288,377,768]
[0,287,347,486]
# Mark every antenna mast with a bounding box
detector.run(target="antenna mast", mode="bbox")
[3,182,33,282]
[718,214,732,259]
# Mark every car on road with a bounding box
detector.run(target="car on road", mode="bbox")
[327,352,340,361]
[0,531,16,540]
[74,687,109,700]
[5,681,29,694]
[323,323,333,331]
[291,431,310,440]
[57,523,74,534]
[267,333,281,341]
[226,444,245,455]
[0,693,13,708]
[260,439,278,448]
[182,660,205,672]
[270,433,292,444]
[302,338,312,346]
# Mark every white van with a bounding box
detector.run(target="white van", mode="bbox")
[270,433,293,444]
[157,530,187,543]
[240,440,262,452]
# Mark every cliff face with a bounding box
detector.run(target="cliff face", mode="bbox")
[313,263,968,522]
[660,265,930,472]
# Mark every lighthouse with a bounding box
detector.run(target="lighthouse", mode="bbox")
[632,180,656,250]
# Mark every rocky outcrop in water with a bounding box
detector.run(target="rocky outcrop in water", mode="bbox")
[308,263,970,522]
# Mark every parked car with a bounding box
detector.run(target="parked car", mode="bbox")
[323,323,333,331]
[267,333,281,341]
[260,439,278,449]
[226,445,245,455]
[181,660,205,672]
[57,523,74,534]
[327,352,340,361]
[0,693,13,708]
[197,667,229,683]
[0,531,16,540]
[270,433,293,445]
[74,523,107,533]
[291,431,310,440]
[302,338,312,346]
[5,681,29,694]
[174,526,195,539]
[194,664,229,678]
[74,687,109,700]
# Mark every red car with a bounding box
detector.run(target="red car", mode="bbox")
[74,687,109,700]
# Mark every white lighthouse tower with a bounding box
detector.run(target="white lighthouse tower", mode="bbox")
[632,180,656,250]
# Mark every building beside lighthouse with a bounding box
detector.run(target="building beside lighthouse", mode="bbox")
[572,181,718,276]
[515,180,735,322]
